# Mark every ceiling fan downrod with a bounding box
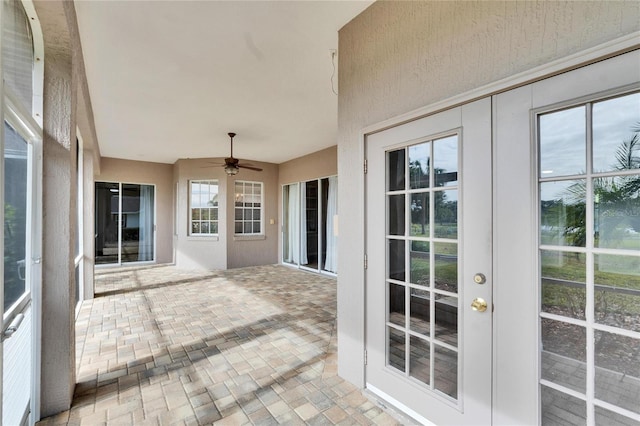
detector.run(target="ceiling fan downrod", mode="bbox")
[228,132,236,158]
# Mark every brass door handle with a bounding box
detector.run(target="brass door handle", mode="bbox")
[471,298,488,312]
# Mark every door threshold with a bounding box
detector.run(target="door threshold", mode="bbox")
[365,384,436,426]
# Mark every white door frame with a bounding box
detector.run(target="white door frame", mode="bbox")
[360,35,640,424]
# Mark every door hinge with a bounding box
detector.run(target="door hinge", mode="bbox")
[364,159,368,174]
[364,349,368,365]
[364,254,368,270]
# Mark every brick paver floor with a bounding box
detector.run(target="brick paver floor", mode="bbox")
[37,264,406,426]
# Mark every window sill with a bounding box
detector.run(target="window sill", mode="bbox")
[186,235,219,242]
[233,234,266,241]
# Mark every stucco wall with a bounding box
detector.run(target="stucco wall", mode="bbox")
[337,0,639,390]
[95,157,173,264]
[174,158,279,270]
[278,145,337,186]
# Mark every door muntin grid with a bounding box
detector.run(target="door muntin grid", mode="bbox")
[537,91,640,425]
[385,133,461,402]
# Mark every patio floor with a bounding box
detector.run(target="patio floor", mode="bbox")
[37,264,405,426]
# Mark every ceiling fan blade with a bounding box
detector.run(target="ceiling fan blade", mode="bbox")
[238,164,263,172]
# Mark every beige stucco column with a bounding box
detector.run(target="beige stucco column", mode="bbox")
[35,0,78,415]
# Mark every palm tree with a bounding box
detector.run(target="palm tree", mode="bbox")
[560,121,640,247]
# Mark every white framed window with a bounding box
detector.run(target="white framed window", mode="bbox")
[189,180,219,235]
[234,181,263,235]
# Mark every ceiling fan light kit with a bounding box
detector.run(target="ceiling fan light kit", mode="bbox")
[224,163,239,176]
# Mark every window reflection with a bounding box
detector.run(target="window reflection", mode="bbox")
[593,93,640,173]
[409,143,430,189]
[594,175,640,250]
[433,136,458,187]
[538,92,640,425]
[539,106,586,178]
[540,180,586,247]
[594,254,640,332]
[3,122,28,310]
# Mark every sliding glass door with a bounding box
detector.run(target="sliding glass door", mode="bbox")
[95,182,155,265]
[282,176,338,274]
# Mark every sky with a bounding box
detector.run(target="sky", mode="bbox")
[540,92,639,178]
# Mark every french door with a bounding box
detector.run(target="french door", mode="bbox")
[509,51,639,426]
[365,98,492,425]
[365,50,639,425]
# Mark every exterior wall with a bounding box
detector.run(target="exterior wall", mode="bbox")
[95,157,173,264]
[174,158,279,270]
[33,0,104,416]
[278,145,337,186]
[337,0,639,392]
[277,146,337,264]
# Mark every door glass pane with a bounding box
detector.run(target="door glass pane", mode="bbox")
[434,189,457,239]
[540,180,587,247]
[95,182,120,264]
[434,242,457,293]
[387,149,405,191]
[409,335,430,385]
[433,135,458,187]
[388,194,405,235]
[410,193,429,237]
[592,93,640,173]
[594,175,640,250]
[594,254,640,331]
[409,142,430,189]
[595,406,639,426]
[539,106,586,178]
[388,327,406,373]
[434,345,457,399]
[541,318,586,393]
[121,184,155,263]
[594,331,639,415]
[409,240,429,286]
[303,180,319,269]
[435,294,457,347]
[409,288,430,336]
[388,239,405,281]
[541,385,586,426]
[4,121,28,310]
[541,250,586,320]
[386,133,460,401]
[388,283,405,327]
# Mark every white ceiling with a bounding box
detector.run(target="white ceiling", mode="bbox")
[74,0,373,165]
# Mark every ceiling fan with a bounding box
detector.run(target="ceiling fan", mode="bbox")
[219,132,263,176]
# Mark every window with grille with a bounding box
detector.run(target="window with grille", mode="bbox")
[189,180,219,235]
[234,181,263,235]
